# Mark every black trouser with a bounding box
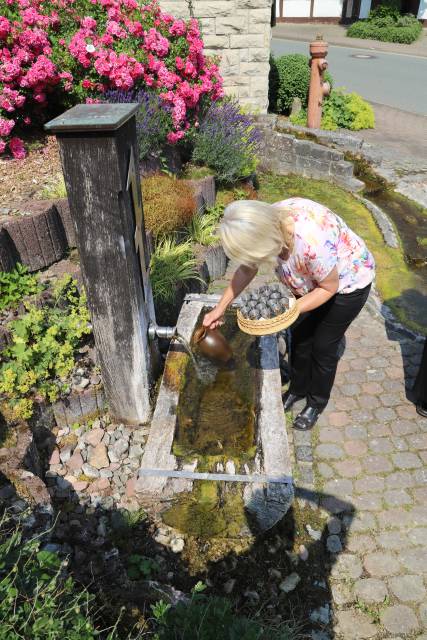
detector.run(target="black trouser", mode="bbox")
[289,284,371,410]
[413,338,427,405]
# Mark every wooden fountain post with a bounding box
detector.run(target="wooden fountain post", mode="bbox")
[307,35,331,129]
[45,104,157,425]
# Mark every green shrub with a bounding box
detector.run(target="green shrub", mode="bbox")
[157,595,300,640]
[0,275,91,419]
[0,264,41,313]
[347,2,422,44]
[149,237,201,306]
[290,89,375,131]
[269,54,333,114]
[142,175,197,236]
[183,209,220,246]
[0,511,110,640]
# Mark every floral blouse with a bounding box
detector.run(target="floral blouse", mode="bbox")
[273,197,375,296]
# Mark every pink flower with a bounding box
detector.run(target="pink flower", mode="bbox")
[81,16,97,30]
[167,130,185,144]
[169,19,186,37]
[34,92,46,103]
[0,117,15,136]
[106,20,127,39]
[184,59,196,78]
[9,137,26,159]
[0,16,11,40]
[0,140,6,154]
[143,28,169,57]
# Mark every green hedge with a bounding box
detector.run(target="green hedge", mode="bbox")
[347,19,422,43]
[347,3,422,44]
[269,54,333,114]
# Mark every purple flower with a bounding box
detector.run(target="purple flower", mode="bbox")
[193,99,262,183]
[104,89,171,160]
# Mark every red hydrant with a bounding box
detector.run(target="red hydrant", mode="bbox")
[307,35,331,129]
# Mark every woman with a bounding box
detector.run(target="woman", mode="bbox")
[203,197,375,431]
[413,339,427,417]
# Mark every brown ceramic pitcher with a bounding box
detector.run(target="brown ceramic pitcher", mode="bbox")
[192,327,233,363]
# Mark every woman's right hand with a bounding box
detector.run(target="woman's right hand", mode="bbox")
[203,306,225,330]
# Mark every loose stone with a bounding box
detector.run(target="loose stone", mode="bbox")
[224,579,236,594]
[309,605,330,625]
[279,572,300,593]
[327,535,342,553]
[299,544,309,561]
[327,517,341,534]
[244,590,260,605]
[82,463,99,478]
[268,568,282,580]
[85,428,104,447]
[59,445,74,463]
[88,443,109,469]
[306,524,321,540]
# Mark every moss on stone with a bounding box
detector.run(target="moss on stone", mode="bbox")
[162,350,188,393]
[162,481,246,539]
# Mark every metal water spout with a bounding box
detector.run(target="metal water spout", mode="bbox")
[148,323,177,340]
[307,35,331,129]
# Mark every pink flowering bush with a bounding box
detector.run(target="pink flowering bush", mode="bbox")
[0,0,223,158]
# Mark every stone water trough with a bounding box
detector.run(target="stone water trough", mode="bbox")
[135,293,294,534]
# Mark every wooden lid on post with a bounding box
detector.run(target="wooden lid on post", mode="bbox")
[44,103,140,134]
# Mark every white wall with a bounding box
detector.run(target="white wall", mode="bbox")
[283,0,311,17]
[418,0,427,19]
[359,0,372,19]
[313,0,343,17]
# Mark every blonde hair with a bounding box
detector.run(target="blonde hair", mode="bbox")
[219,200,291,268]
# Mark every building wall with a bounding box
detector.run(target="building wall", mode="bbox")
[159,0,272,113]
[283,0,311,17]
[276,0,426,20]
[313,0,344,17]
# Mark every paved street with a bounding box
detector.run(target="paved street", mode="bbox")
[271,38,427,116]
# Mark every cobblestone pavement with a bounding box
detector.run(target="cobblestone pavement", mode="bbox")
[290,301,427,639]
[213,262,427,638]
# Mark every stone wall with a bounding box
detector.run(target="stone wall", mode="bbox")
[159,0,272,112]
[255,114,364,192]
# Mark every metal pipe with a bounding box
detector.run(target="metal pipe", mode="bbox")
[148,323,177,341]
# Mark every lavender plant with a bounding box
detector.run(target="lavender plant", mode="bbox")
[104,89,171,160]
[192,99,262,184]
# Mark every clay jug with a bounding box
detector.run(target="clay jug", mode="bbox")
[192,327,233,363]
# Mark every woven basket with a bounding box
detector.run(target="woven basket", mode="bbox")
[237,296,299,336]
